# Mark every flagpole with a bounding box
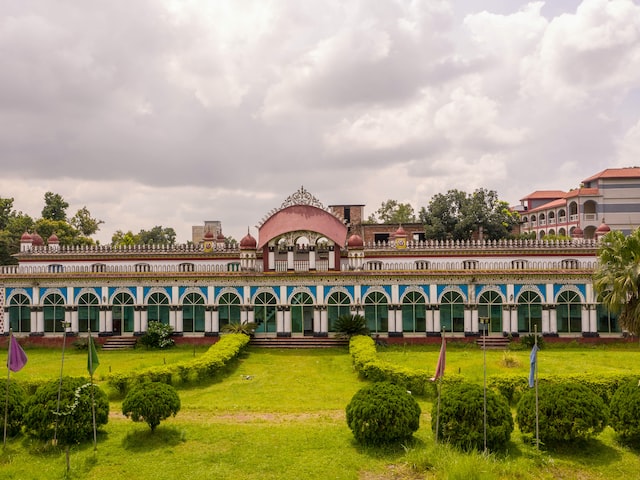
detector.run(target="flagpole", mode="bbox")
[54,321,71,445]
[434,326,444,445]
[3,331,13,449]
[481,317,488,455]
[89,330,97,451]
[534,324,539,450]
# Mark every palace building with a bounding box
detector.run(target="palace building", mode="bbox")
[2,169,639,343]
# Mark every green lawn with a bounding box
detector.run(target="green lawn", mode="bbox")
[2,343,640,479]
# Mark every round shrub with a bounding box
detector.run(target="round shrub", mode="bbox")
[0,379,27,437]
[346,382,421,445]
[122,381,181,432]
[23,376,109,445]
[432,382,513,451]
[516,382,608,445]
[609,380,640,440]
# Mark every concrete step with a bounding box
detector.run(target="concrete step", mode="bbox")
[102,337,138,350]
[475,336,511,350]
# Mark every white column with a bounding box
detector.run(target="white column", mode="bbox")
[69,309,78,333]
[287,246,294,270]
[426,308,434,332]
[284,309,292,334]
[470,307,478,334]
[140,309,148,333]
[433,308,441,333]
[502,308,510,334]
[581,307,589,334]
[313,308,321,334]
[542,308,550,334]
[320,308,328,333]
[35,309,44,333]
[268,247,275,271]
[106,309,113,334]
[205,308,213,332]
[464,307,472,334]
[328,246,335,270]
[212,309,220,333]
[309,247,316,270]
[176,309,184,333]
[549,307,557,333]
[589,306,597,333]
[3,310,9,334]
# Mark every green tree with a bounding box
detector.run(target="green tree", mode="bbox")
[122,382,181,432]
[33,218,94,247]
[0,197,14,230]
[138,226,177,245]
[420,188,518,241]
[111,230,139,246]
[593,228,640,335]
[41,192,69,221]
[0,211,34,265]
[367,199,416,224]
[70,206,104,236]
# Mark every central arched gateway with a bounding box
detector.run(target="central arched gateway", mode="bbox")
[258,187,348,271]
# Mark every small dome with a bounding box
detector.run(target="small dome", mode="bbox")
[32,232,44,246]
[48,233,59,244]
[394,225,407,237]
[571,227,584,238]
[347,234,364,248]
[240,231,257,249]
[596,221,611,234]
[216,232,226,241]
[20,232,32,242]
[203,229,215,240]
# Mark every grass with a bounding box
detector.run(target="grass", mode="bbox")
[2,342,640,479]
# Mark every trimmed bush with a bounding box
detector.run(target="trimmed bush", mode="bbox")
[23,377,109,446]
[140,321,175,349]
[516,382,608,445]
[122,381,181,432]
[346,382,421,445]
[433,382,513,451]
[609,380,640,440]
[334,314,370,339]
[0,379,27,437]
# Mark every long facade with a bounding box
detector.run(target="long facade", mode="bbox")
[0,186,621,340]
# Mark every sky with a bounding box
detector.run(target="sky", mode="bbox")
[1,0,639,244]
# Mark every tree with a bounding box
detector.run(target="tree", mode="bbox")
[0,211,34,265]
[41,192,69,221]
[138,226,177,245]
[0,197,14,230]
[70,206,104,236]
[367,199,416,224]
[122,381,181,432]
[593,228,640,335]
[33,218,94,247]
[111,230,139,246]
[419,188,518,241]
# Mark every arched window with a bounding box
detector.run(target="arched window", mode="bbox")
[364,291,388,333]
[183,292,205,332]
[218,292,241,329]
[78,292,100,333]
[440,291,464,333]
[254,292,277,334]
[113,292,135,333]
[43,293,66,333]
[478,290,503,334]
[327,291,350,332]
[291,292,314,335]
[9,294,31,333]
[401,291,425,333]
[557,291,582,333]
[596,302,620,334]
[147,292,170,326]
[517,291,542,333]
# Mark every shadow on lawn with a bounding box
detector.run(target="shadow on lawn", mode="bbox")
[121,426,185,451]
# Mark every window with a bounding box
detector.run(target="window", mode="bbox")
[291,292,314,335]
[147,292,170,326]
[179,263,195,272]
[183,292,205,332]
[43,293,66,333]
[364,291,388,333]
[596,303,620,334]
[478,291,503,333]
[254,292,277,334]
[440,291,464,333]
[218,292,241,329]
[9,294,30,333]
[113,292,135,333]
[517,291,542,333]
[327,292,350,332]
[91,264,107,273]
[374,233,389,243]
[557,291,582,333]
[135,263,151,273]
[48,264,64,273]
[401,291,425,333]
[78,292,100,333]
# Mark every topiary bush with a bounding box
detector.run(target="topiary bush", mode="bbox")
[516,382,608,446]
[433,382,513,451]
[346,382,421,445]
[140,321,175,349]
[122,381,181,432]
[0,379,27,438]
[334,314,370,339]
[609,380,640,441]
[23,377,109,445]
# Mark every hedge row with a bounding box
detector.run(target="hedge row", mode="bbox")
[349,335,433,396]
[106,333,250,396]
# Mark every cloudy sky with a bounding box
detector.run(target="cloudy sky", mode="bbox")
[1,0,639,243]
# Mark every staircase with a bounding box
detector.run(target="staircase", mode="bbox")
[101,337,138,350]
[475,336,511,350]
[249,337,348,349]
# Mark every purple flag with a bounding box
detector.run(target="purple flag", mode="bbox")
[431,336,446,381]
[7,334,27,373]
[528,344,538,388]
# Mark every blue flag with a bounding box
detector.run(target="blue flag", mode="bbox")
[528,344,538,388]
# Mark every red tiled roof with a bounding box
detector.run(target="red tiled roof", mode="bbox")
[525,197,567,213]
[564,187,598,198]
[519,190,566,202]
[582,167,640,183]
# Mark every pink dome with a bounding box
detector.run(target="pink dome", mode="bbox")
[596,221,611,234]
[240,231,257,249]
[394,226,407,237]
[203,229,215,240]
[347,234,364,248]
[32,232,44,246]
[571,227,584,238]
[48,233,59,244]
[20,232,32,242]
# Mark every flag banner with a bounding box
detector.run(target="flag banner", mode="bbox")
[528,344,539,388]
[7,334,28,373]
[431,336,446,381]
[87,334,100,376]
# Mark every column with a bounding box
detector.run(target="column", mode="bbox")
[34,307,44,334]
[426,306,434,333]
[2,308,9,334]
[469,305,478,334]
[268,246,275,271]
[328,245,335,270]
[313,306,321,334]
[283,307,292,335]
[211,307,220,334]
[287,246,294,271]
[541,306,550,334]
[549,306,557,333]
[68,307,77,334]
[309,246,316,271]
[589,304,598,333]
[176,306,184,333]
[433,306,441,334]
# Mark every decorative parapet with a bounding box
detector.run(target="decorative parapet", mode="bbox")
[256,186,343,228]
